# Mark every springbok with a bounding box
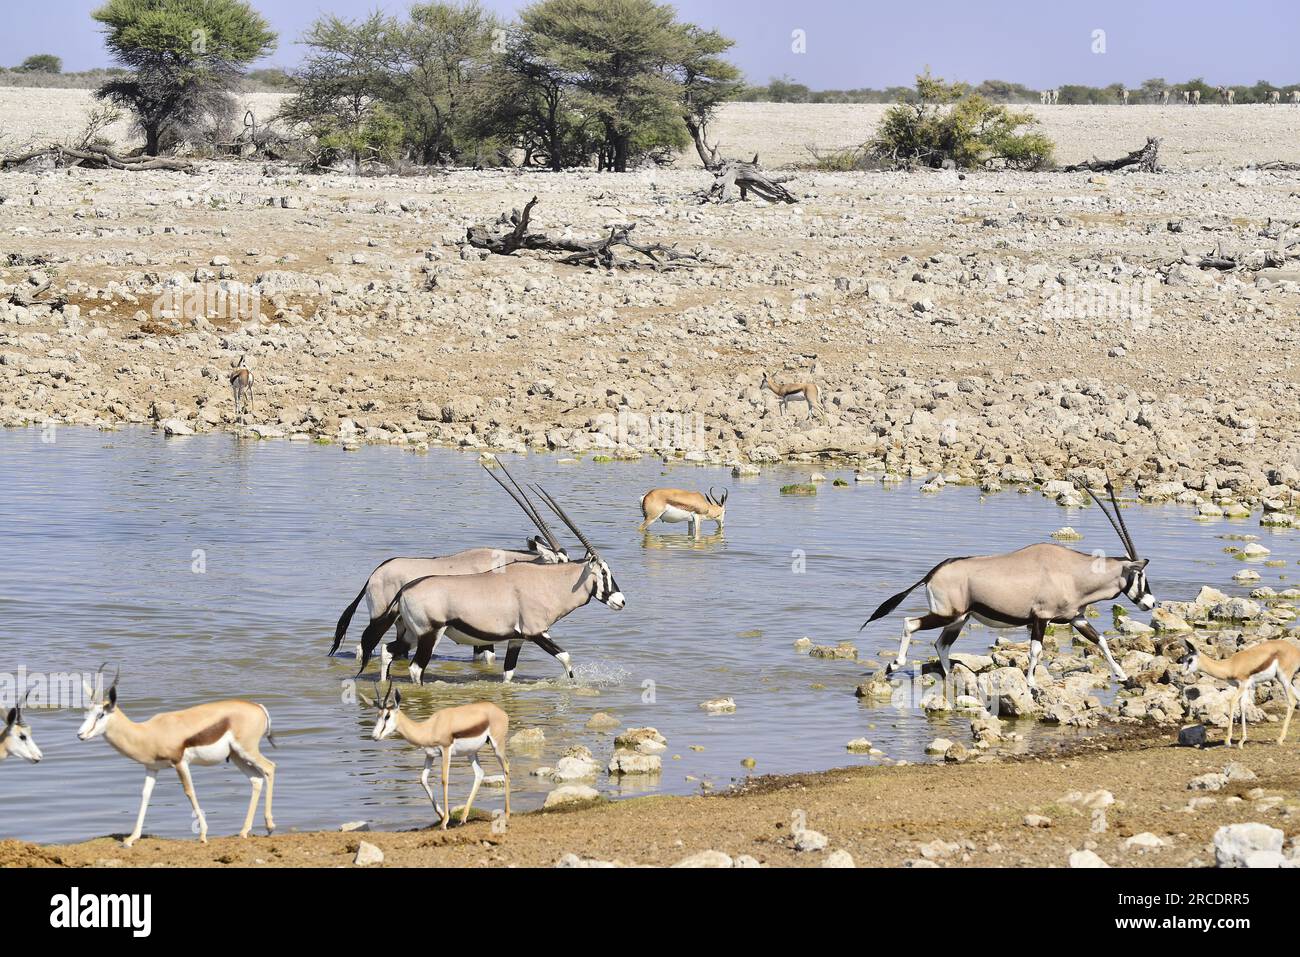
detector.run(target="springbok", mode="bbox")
[332,461,570,680]
[1218,86,1235,105]
[358,486,625,685]
[761,372,826,421]
[0,692,42,764]
[229,355,253,415]
[1180,639,1300,748]
[1267,91,1282,105]
[364,683,509,830]
[77,668,276,847]
[862,480,1153,686]
[638,487,728,537]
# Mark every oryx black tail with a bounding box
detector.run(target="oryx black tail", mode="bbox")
[355,594,403,676]
[331,583,369,656]
[860,557,967,630]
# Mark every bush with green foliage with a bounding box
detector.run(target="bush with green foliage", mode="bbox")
[869,72,1054,171]
[92,0,276,155]
[17,54,63,74]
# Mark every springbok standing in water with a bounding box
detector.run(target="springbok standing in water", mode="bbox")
[229,355,253,415]
[862,480,1154,686]
[761,372,827,421]
[332,461,570,679]
[358,487,625,685]
[638,487,728,538]
[0,692,42,764]
[365,683,510,830]
[1179,639,1300,748]
[76,668,276,847]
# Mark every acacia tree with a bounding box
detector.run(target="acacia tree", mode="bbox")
[520,0,689,172]
[677,25,742,168]
[280,12,405,170]
[394,2,498,165]
[18,54,63,73]
[92,0,275,155]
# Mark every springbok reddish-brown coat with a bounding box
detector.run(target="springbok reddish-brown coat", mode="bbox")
[366,684,509,830]
[229,355,253,415]
[638,487,728,537]
[761,372,826,421]
[1180,639,1300,748]
[77,669,275,847]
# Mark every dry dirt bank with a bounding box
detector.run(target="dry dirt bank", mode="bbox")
[4,724,1298,868]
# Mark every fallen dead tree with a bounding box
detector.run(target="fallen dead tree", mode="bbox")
[1059,136,1161,173]
[0,144,194,172]
[466,197,702,271]
[7,278,66,310]
[1251,160,1300,172]
[701,156,798,204]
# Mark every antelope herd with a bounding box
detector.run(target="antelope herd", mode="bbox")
[5,457,1299,845]
[1039,86,1299,105]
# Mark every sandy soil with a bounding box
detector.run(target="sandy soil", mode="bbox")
[4,724,1296,868]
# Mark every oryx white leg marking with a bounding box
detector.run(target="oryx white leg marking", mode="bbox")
[1072,616,1127,681]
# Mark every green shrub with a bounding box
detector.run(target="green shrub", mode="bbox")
[869,71,1054,171]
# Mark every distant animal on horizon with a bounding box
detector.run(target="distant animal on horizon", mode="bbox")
[638,487,728,538]
[1290,90,1300,105]
[1179,639,1300,749]
[861,481,1153,686]
[1267,91,1281,105]
[1218,86,1235,105]
[1119,87,1130,105]
[761,371,827,421]
[1160,90,1171,105]
[229,355,253,415]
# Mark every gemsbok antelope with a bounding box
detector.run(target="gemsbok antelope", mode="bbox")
[862,480,1154,686]
[76,668,276,847]
[229,355,253,415]
[332,461,570,680]
[364,683,510,830]
[638,486,728,537]
[358,486,625,685]
[1,692,42,764]
[1179,639,1300,748]
[761,371,827,421]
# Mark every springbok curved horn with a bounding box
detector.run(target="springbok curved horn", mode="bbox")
[1079,479,1137,561]
[531,485,600,559]
[706,487,718,506]
[719,487,730,506]
[495,459,565,557]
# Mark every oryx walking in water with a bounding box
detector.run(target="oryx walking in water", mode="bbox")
[331,460,570,680]
[862,480,1154,686]
[358,486,625,685]
[76,667,276,847]
[365,683,510,830]
[638,487,728,537]
[0,691,42,764]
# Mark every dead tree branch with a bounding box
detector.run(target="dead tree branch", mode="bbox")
[1059,136,1162,173]
[466,197,703,271]
[0,144,194,172]
[701,156,798,204]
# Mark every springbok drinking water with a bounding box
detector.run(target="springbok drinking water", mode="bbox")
[365,683,510,830]
[1179,639,1300,748]
[76,668,276,847]
[638,487,728,537]
[862,480,1153,686]
[0,692,42,764]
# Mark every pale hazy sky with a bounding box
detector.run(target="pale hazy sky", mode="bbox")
[5,0,1298,88]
